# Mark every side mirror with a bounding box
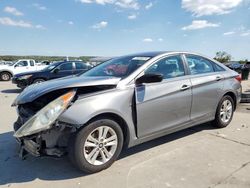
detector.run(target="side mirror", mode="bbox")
[135,73,163,85]
[53,68,59,74]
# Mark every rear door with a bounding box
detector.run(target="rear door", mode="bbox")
[184,54,224,120]
[29,60,36,71]
[136,55,192,138]
[74,62,89,74]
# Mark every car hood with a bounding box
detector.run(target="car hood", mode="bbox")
[13,76,121,105]
[14,70,44,77]
[0,65,13,69]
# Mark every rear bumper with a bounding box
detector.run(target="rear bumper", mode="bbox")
[237,86,242,104]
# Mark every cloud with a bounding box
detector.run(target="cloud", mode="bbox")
[145,2,153,10]
[35,25,46,29]
[240,31,250,36]
[4,6,23,16]
[128,14,137,19]
[68,21,74,25]
[223,31,235,35]
[92,21,108,29]
[78,0,140,9]
[158,38,163,42]
[223,26,250,37]
[182,20,220,30]
[0,17,45,29]
[143,38,153,42]
[182,0,243,17]
[33,3,47,10]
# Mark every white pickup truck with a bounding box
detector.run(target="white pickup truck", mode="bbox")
[0,59,47,81]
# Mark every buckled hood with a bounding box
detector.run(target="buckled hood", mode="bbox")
[13,75,121,106]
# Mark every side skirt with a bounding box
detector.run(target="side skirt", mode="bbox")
[128,115,214,148]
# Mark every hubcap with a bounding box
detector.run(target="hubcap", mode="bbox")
[83,126,118,166]
[220,99,233,123]
[2,74,10,81]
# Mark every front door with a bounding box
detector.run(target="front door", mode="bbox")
[136,55,192,138]
[51,62,74,79]
[13,60,29,74]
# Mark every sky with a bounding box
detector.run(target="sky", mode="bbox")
[0,0,250,60]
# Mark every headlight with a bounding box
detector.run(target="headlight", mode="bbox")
[19,75,33,80]
[14,90,76,138]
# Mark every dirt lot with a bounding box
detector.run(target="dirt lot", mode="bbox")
[0,81,250,188]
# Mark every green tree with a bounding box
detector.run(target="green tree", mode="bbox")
[239,59,248,64]
[214,51,232,63]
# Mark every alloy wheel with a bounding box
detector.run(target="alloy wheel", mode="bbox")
[83,126,118,166]
[220,99,233,123]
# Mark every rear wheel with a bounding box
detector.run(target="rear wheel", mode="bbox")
[0,72,12,81]
[213,95,234,128]
[68,119,124,173]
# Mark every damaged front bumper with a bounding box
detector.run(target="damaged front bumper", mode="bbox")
[16,131,67,159]
[14,121,76,159]
[17,136,41,159]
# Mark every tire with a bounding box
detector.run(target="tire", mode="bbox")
[33,78,45,84]
[0,72,12,81]
[68,118,124,173]
[213,95,234,128]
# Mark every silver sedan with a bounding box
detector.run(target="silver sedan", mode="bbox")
[13,51,242,173]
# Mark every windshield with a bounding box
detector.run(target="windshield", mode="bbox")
[82,55,152,78]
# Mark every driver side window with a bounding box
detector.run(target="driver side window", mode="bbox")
[16,61,28,67]
[58,63,73,71]
[145,55,185,79]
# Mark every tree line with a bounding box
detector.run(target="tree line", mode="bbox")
[0,55,93,62]
[214,51,248,64]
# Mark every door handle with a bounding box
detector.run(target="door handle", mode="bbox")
[180,84,191,91]
[215,76,222,81]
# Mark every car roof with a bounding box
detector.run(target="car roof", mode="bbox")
[123,51,207,58]
[52,60,84,65]
[126,51,167,57]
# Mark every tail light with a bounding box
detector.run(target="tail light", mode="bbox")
[235,75,241,83]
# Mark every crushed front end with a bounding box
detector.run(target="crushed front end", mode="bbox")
[13,90,78,159]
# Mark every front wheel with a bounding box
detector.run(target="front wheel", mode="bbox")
[68,119,124,173]
[33,78,45,84]
[213,95,234,128]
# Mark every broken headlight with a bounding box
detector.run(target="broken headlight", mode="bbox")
[14,90,76,138]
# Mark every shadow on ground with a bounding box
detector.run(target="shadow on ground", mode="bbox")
[0,123,214,185]
[1,89,22,94]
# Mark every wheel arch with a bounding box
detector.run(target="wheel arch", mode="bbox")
[0,70,13,77]
[223,91,237,111]
[32,77,47,83]
[83,112,130,148]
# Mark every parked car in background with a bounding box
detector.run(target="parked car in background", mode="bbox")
[13,52,241,173]
[0,59,47,81]
[12,60,92,88]
[0,61,13,66]
[228,62,243,70]
[37,60,51,66]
